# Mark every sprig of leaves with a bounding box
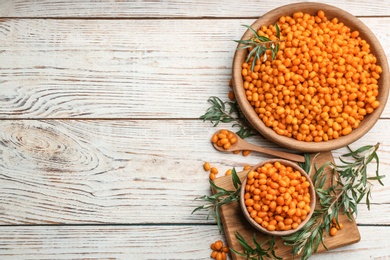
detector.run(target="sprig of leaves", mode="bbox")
[230,232,282,260]
[192,168,242,233]
[282,143,384,260]
[199,96,254,139]
[235,24,281,71]
[337,143,384,213]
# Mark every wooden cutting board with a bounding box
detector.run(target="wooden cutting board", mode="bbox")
[213,151,361,260]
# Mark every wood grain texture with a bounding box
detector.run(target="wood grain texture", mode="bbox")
[0,225,389,260]
[0,225,226,260]
[1,1,390,258]
[0,18,389,118]
[1,120,388,225]
[0,0,389,17]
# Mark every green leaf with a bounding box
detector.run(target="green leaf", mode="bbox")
[253,233,263,252]
[235,232,252,253]
[242,24,260,39]
[215,205,223,233]
[258,35,272,42]
[275,23,281,40]
[271,46,276,60]
[342,144,373,157]
[367,175,385,182]
[247,45,259,63]
[232,232,281,259]
[229,247,246,257]
[209,180,229,193]
[191,205,210,214]
[298,153,311,174]
[232,168,242,189]
[365,189,371,210]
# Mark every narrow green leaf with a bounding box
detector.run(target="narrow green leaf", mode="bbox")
[229,247,246,257]
[342,145,372,157]
[246,45,259,63]
[258,35,272,42]
[366,189,371,210]
[275,23,281,39]
[242,24,260,38]
[232,167,242,189]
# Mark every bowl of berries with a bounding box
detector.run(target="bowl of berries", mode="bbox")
[232,3,389,152]
[240,159,316,236]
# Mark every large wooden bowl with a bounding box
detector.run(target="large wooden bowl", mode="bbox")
[232,3,389,152]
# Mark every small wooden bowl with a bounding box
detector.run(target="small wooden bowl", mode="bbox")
[232,3,389,152]
[239,159,316,236]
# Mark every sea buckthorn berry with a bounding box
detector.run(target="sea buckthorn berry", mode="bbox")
[203,162,211,171]
[225,169,232,175]
[336,223,344,230]
[242,150,251,156]
[228,91,235,101]
[244,165,252,170]
[244,161,311,231]
[214,240,223,251]
[241,10,382,142]
[330,227,338,236]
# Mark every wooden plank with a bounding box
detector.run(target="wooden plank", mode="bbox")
[1,0,389,17]
[0,225,225,259]
[0,119,388,225]
[311,226,390,259]
[0,225,388,259]
[214,152,361,259]
[1,18,389,118]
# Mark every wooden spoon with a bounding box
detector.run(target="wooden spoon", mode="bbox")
[212,132,305,163]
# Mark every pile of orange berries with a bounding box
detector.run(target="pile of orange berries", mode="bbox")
[211,129,251,156]
[210,240,229,260]
[244,161,312,232]
[211,129,238,150]
[241,10,382,142]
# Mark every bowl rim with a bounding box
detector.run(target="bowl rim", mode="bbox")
[232,2,390,152]
[239,158,316,236]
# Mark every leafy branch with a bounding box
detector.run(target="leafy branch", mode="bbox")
[192,168,242,233]
[199,96,255,139]
[235,24,281,71]
[230,232,282,260]
[283,143,384,259]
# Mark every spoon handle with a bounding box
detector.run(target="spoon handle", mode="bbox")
[241,142,306,163]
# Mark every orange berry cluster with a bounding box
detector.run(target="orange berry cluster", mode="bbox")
[204,162,252,180]
[244,161,312,232]
[241,10,382,142]
[329,217,344,236]
[203,162,219,180]
[211,129,238,150]
[210,240,229,260]
[211,129,251,156]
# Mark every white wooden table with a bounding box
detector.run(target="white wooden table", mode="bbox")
[1,1,389,259]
